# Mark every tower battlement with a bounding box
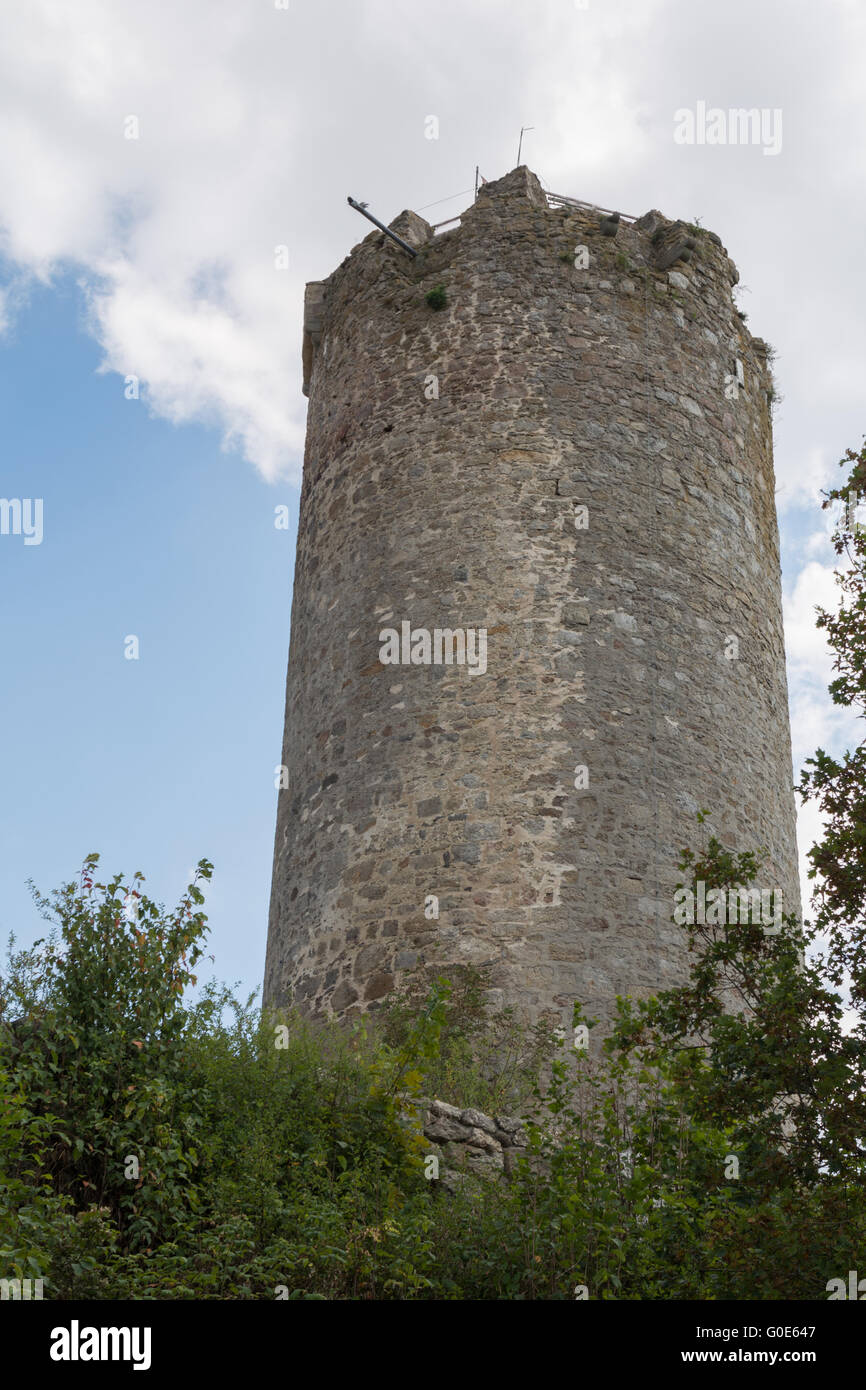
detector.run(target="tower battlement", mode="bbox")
[303,167,770,406]
[265,166,798,1031]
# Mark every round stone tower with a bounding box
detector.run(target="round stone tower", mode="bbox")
[263,166,800,1032]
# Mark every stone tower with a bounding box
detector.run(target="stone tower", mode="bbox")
[263,166,800,1032]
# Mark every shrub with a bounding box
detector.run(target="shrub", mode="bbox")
[424,284,447,310]
[2,829,864,1300]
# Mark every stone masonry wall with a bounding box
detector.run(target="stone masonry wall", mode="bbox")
[264,165,800,1036]
[406,1097,529,1190]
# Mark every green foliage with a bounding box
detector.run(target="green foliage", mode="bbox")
[413,825,865,1301]
[2,806,865,1299]
[424,284,447,310]
[0,873,438,1299]
[600,830,866,1293]
[0,856,213,1255]
[800,438,866,1013]
[0,1062,70,1282]
[0,854,213,1281]
[377,963,554,1113]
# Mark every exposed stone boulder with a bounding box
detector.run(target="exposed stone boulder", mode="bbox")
[400,1094,530,1191]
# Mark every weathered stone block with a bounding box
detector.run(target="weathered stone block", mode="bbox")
[460,1108,498,1134]
[426,1115,471,1143]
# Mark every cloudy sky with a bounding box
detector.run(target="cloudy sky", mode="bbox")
[0,0,863,1000]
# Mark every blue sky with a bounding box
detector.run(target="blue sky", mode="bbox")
[1,0,864,1007]
[0,273,296,998]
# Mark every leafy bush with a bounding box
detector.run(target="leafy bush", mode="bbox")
[2,822,864,1299]
[377,963,554,1115]
[0,855,213,1255]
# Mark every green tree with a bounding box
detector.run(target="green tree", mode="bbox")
[0,855,213,1254]
[800,437,866,1012]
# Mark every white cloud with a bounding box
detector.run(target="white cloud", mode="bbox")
[0,0,310,478]
[784,556,859,763]
[0,0,864,489]
[785,560,840,678]
[784,550,862,946]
